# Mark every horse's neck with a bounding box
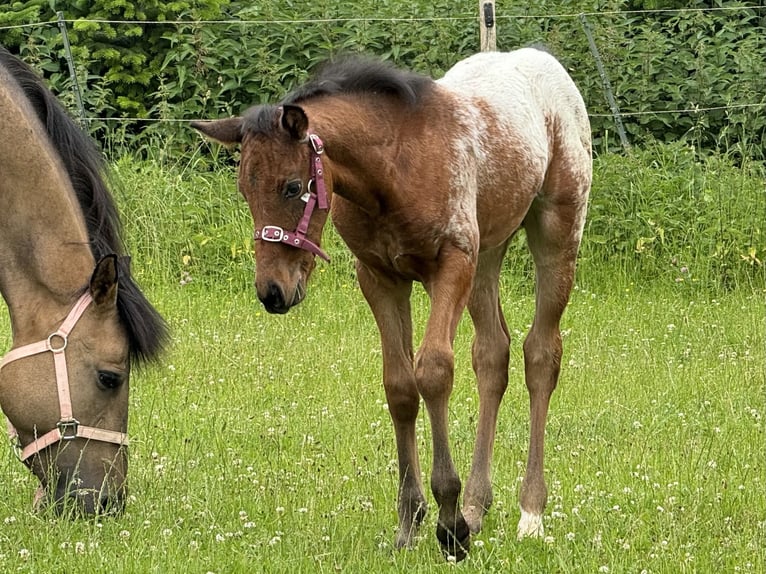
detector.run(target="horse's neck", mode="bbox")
[0,109,94,340]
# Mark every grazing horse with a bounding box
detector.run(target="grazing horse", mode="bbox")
[192,47,591,560]
[0,47,167,515]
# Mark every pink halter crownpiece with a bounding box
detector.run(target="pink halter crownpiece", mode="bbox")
[0,292,128,462]
[254,133,331,262]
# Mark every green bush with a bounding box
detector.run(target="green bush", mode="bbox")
[1,1,763,158]
[580,141,765,290]
[109,141,764,296]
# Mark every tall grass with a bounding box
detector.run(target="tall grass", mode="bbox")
[0,143,763,572]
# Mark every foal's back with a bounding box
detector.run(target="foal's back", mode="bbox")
[434,47,591,247]
[437,47,590,154]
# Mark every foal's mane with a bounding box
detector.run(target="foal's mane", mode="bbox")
[0,47,167,364]
[243,54,434,134]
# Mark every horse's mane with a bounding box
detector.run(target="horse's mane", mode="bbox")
[244,54,434,134]
[286,54,433,106]
[0,47,167,365]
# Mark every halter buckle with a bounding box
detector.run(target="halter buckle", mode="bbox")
[57,419,80,440]
[309,134,324,154]
[260,226,285,242]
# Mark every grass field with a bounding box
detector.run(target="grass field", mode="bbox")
[0,150,764,572]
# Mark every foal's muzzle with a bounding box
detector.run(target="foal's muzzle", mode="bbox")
[259,281,301,314]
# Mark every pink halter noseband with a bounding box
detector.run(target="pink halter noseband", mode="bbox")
[0,292,128,462]
[254,133,331,262]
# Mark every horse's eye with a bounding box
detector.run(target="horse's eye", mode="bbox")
[282,179,303,199]
[97,371,124,390]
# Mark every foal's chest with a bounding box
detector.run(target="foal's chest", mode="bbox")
[334,205,442,281]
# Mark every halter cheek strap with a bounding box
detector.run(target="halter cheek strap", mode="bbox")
[254,133,331,262]
[0,292,129,462]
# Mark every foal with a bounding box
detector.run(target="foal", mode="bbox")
[193,47,591,559]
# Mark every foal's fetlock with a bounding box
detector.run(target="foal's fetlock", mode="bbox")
[463,486,494,533]
[436,515,471,562]
[395,500,427,549]
[463,503,487,534]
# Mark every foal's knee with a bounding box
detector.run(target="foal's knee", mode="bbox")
[472,339,510,396]
[414,348,454,400]
[522,331,562,392]
[385,383,421,423]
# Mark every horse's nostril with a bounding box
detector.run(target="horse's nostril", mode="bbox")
[260,282,289,314]
[100,494,122,515]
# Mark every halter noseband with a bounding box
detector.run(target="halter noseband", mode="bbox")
[0,292,128,462]
[254,133,331,262]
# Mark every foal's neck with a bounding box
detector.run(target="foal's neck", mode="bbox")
[304,95,421,215]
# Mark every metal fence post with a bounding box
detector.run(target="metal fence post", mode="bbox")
[579,13,630,151]
[56,11,87,127]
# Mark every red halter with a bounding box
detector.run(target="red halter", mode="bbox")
[253,133,331,262]
[0,292,128,462]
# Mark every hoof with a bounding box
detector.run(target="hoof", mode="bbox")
[436,517,471,562]
[517,508,544,540]
[462,504,486,534]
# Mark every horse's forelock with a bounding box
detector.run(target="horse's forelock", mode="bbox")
[242,104,281,136]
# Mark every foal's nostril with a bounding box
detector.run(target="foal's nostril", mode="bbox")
[259,282,289,314]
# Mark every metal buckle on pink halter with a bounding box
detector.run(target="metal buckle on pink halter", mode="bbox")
[0,292,129,462]
[253,132,331,262]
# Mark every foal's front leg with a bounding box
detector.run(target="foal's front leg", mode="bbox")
[416,245,476,560]
[356,263,427,549]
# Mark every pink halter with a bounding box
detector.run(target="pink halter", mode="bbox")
[254,133,331,261]
[0,292,128,461]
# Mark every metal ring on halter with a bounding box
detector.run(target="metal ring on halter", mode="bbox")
[46,332,67,353]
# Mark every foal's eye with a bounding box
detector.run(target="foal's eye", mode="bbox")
[97,371,124,390]
[282,179,303,199]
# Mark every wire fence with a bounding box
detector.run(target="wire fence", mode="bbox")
[2,4,764,155]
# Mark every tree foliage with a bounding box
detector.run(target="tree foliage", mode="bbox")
[0,0,763,159]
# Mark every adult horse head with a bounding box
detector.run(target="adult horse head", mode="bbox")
[0,47,167,515]
[193,50,592,560]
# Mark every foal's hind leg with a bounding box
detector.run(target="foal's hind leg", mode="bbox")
[356,262,427,549]
[518,194,587,540]
[463,242,511,534]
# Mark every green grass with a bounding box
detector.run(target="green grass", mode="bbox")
[1,274,763,572]
[0,149,764,572]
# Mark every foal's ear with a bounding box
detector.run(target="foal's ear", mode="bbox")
[280,105,309,141]
[190,117,243,146]
[89,255,119,309]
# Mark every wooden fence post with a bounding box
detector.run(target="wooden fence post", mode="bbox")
[480,0,496,52]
